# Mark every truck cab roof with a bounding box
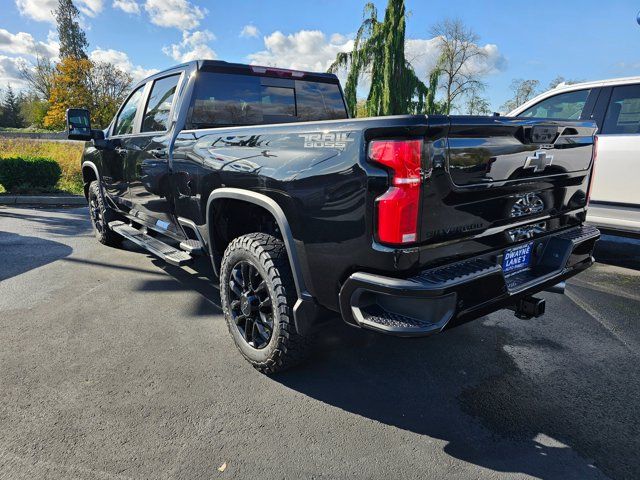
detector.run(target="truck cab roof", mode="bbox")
[133,60,341,90]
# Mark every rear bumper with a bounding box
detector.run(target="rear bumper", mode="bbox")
[339,224,600,336]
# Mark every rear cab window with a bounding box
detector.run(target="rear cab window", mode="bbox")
[602,84,640,134]
[187,72,347,129]
[520,89,591,120]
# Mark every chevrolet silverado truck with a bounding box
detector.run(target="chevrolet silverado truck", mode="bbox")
[66,60,600,373]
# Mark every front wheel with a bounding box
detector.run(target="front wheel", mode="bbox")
[220,233,311,374]
[88,180,122,247]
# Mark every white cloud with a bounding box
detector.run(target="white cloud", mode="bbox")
[0,28,59,59]
[0,55,29,87]
[90,47,157,82]
[76,0,104,17]
[15,0,57,23]
[248,30,353,73]
[240,24,259,38]
[248,29,504,78]
[404,38,505,79]
[16,0,104,22]
[162,30,216,62]
[144,0,206,30]
[112,0,139,14]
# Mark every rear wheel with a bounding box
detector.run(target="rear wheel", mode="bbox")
[220,233,310,374]
[88,180,122,247]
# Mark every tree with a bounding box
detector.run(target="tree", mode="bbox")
[328,0,431,117]
[500,79,540,113]
[466,90,492,115]
[20,92,50,128]
[1,85,24,128]
[44,57,93,129]
[548,75,583,90]
[19,55,56,100]
[88,61,133,127]
[44,57,132,130]
[55,0,88,59]
[430,19,488,114]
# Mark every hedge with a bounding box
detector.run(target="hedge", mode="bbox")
[0,156,62,193]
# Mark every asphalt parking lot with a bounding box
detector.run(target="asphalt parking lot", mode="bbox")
[0,206,638,480]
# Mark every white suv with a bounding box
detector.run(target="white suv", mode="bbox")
[508,77,640,235]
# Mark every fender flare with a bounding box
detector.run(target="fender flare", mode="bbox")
[206,188,319,334]
[81,161,100,197]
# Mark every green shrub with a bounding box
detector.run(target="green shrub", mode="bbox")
[0,157,62,193]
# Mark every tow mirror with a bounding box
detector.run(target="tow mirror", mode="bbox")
[66,108,93,141]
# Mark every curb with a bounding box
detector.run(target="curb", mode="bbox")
[0,195,87,206]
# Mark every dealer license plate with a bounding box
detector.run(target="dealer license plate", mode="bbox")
[502,242,533,274]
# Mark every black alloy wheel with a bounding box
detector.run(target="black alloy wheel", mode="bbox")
[219,233,311,374]
[228,261,274,349]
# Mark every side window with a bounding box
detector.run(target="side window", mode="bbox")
[602,84,640,134]
[142,74,181,132]
[520,89,590,120]
[114,86,144,136]
[296,81,348,121]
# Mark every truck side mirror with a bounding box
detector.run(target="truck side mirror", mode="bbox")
[66,108,93,141]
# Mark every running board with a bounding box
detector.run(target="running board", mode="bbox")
[109,221,192,266]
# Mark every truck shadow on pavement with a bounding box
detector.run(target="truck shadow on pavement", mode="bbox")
[273,316,638,480]
[0,207,92,238]
[122,234,638,480]
[0,231,73,281]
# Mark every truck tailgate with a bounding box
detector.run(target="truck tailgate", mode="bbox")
[420,116,597,244]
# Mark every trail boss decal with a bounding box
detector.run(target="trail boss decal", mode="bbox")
[299,132,354,149]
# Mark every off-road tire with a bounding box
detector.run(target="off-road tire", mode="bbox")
[220,233,310,374]
[88,180,122,247]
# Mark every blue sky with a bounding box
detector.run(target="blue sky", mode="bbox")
[2,0,640,111]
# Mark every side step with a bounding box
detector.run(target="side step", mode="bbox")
[109,221,192,266]
[179,239,204,255]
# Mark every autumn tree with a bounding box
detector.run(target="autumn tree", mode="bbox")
[43,0,133,130]
[44,57,132,130]
[55,0,88,59]
[430,19,489,114]
[43,57,93,129]
[328,0,431,117]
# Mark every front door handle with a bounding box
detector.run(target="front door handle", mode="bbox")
[115,147,127,156]
[149,148,168,159]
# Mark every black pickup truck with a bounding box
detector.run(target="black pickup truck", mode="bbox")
[67,60,599,373]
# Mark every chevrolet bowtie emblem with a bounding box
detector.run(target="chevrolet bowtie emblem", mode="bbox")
[524,150,554,173]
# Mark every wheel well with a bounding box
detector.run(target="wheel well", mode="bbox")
[82,165,97,199]
[209,198,282,271]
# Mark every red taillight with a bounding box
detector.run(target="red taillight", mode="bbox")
[369,139,423,245]
[586,135,598,206]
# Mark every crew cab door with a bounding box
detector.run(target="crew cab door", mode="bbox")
[588,84,640,231]
[102,85,146,206]
[122,73,184,236]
